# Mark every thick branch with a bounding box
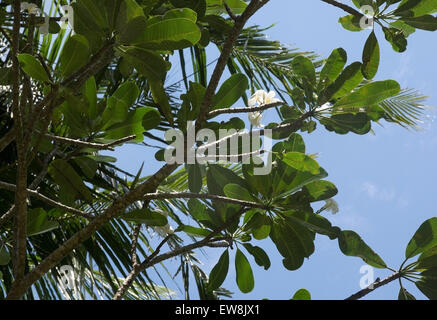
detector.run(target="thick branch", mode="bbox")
[11,0,28,282]
[344,272,401,300]
[320,0,363,18]
[196,0,270,127]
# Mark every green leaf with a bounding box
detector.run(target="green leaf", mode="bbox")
[416,268,437,299]
[124,47,168,81]
[212,74,248,109]
[59,34,90,77]
[235,249,255,293]
[321,113,372,135]
[115,0,146,43]
[17,54,49,82]
[281,152,321,175]
[292,288,311,300]
[150,80,174,125]
[104,107,150,142]
[187,164,202,193]
[398,288,416,300]
[303,180,338,202]
[338,230,387,268]
[339,15,363,32]
[177,225,211,237]
[319,62,363,104]
[382,27,408,52]
[291,55,316,85]
[319,48,347,87]
[224,184,255,202]
[102,81,140,128]
[395,0,437,17]
[207,164,247,196]
[401,15,437,31]
[417,246,437,269]
[121,209,168,226]
[135,8,201,49]
[362,31,380,80]
[242,243,271,270]
[142,107,162,131]
[334,80,401,110]
[73,156,98,179]
[270,217,315,270]
[243,212,271,240]
[405,217,437,259]
[0,245,11,266]
[207,250,229,291]
[206,0,247,15]
[27,208,59,237]
[48,159,93,201]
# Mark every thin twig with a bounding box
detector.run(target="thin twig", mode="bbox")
[143,192,268,209]
[0,181,94,220]
[224,1,238,21]
[208,102,284,118]
[113,208,246,300]
[42,134,137,151]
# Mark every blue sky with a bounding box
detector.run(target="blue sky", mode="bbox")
[109,0,437,300]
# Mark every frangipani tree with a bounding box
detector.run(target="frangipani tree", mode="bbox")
[0,0,436,300]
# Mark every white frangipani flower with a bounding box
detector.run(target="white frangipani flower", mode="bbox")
[248,111,263,128]
[248,90,282,108]
[21,2,42,15]
[247,90,281,128]
[323,199,339,215]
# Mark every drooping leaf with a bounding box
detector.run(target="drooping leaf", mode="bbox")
[235,249,255,293]
[338,230,387,268]
[362,31,380,80]
[242,243,271,270]
[207,250,229,291]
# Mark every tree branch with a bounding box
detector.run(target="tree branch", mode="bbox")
[11,0,29,283]
[144,192,268,210]
[113,208,246,300]
[208,102,284,118]
[196,0,270,127]
[0,181,94,220]
[42,134,137,151]
[5,0,268,299]
[344,272,401,300]
[320,0,363,18]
